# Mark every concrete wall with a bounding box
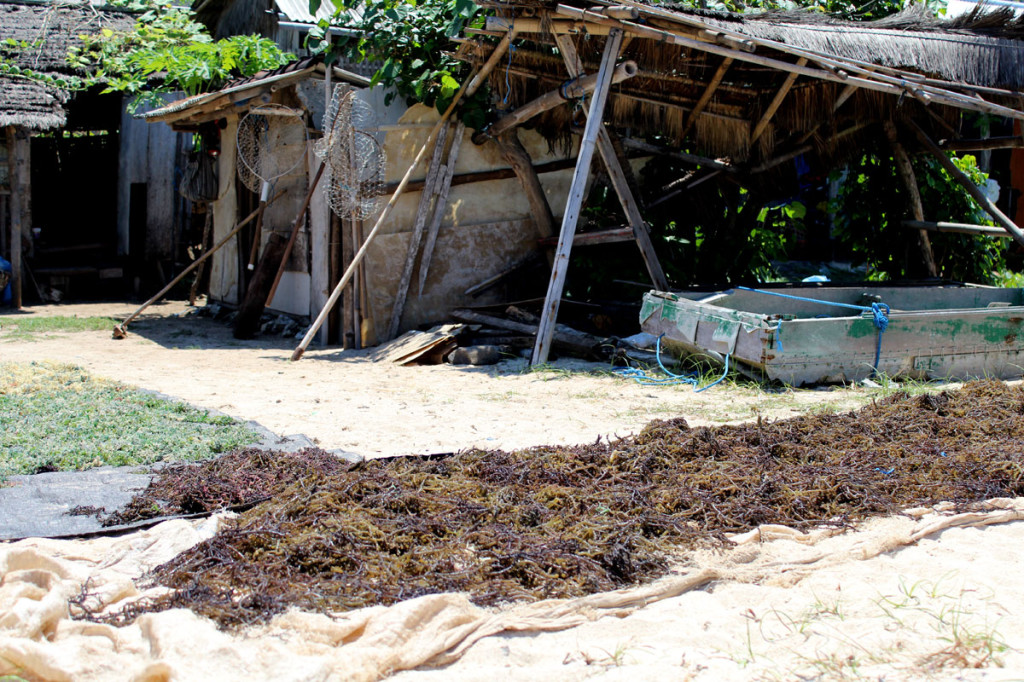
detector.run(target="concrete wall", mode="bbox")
[360,104,576,345]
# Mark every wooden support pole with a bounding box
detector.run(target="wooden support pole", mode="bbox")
[292,32,516,361]
[386,122,450,341]
[750,58,807,146]
[265,157,327,306]
[833,83,858,112]
[418,121,466,295]
[555,33,668,290]
[493,131,556,241]
[618,136,733,172]
[112,190,286,337]
[909,120,1024,248]
[884,120,937,277]
[682,57,732,139]
[532,28,624,367]
[7,126,29,309]
[478,60,638,142]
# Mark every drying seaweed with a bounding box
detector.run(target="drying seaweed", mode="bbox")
[100,448,347,526]
[98,380,1024,629]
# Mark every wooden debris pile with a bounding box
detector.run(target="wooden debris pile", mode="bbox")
[94,380,1024,629]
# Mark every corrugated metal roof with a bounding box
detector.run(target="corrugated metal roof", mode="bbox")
[274,0,335,24]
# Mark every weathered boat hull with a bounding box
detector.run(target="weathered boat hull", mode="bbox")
[640,285,1024,386]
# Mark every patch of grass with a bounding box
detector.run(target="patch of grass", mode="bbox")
[0,315,118,340]
[0,361,259,480]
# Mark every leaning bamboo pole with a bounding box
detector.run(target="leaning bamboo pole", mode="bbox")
[291,32,517,361]
[112,190,286,338]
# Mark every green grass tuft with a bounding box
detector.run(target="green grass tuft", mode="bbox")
[0,361,259,479]
[0,315,119,340]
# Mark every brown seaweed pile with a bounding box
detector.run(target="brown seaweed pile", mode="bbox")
[104,381,1024,629]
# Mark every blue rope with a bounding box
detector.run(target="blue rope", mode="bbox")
[736,286,890,375]
[502,39,516,106]
[615,335,731,392]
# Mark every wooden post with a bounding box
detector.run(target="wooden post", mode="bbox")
[554,33,669,291]
[909,120,1024,249]
[8,126,30,309]
[532,29,625,367]
[418,121,466,295]
[883,120,937,277]
[385,122,450,341]
[493,130,556,240]
[292,32,516,361]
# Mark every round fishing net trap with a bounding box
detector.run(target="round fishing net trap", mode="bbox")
[236,104,309,195]
[315,86,386,220]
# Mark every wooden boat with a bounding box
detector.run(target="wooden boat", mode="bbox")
[640,284,1024,385]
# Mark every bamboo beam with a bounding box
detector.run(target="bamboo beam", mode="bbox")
[292,32,516,361]
[903,220,1012,238]
[833,83,858,112]
[610,0,1024,116]
[618,136,734,172]
[750,58,807,145]
[750,121,870,173]
[884,120,937,277]
[681,57,732,139]
[532,29,625,366]
[554,4,1024,122]
[940,136,1024,152]
[477,60,638,142]
[908,120,1024,249]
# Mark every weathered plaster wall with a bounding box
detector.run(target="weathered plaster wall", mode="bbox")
[360,104,576,345]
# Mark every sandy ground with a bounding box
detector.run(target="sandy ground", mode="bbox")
[3,300,1024,681]
[0,299,879,459]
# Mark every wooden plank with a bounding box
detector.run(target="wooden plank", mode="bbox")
[418,121,466,296]
[532,29,625,366]
[750,58,807,145]
[555,34,669,291]
[293,31,516,361]
[308,146,331,345]
[909,120,1024,248]
[884,120,937,277]
[385,122,450,341]
[538,226,634,246]
[681,57,733,139]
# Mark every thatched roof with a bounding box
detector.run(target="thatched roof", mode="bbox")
[465,1,1024,173]
[0,1,134,130]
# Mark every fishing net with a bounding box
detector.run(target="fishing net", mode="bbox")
[90,380,1024,630]
[178,150,219,203]
[315,86,386,220]
[236,104,309,195]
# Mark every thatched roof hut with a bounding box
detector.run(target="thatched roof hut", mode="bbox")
[465,2,1024,169]
[0,1,134,130]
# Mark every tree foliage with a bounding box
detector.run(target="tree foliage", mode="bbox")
[307,0,486,124]
[65,0,293,110]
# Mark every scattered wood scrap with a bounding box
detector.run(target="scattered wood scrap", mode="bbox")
[371,324,467,365]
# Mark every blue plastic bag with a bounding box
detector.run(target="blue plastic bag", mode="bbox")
[0,255,11,305]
